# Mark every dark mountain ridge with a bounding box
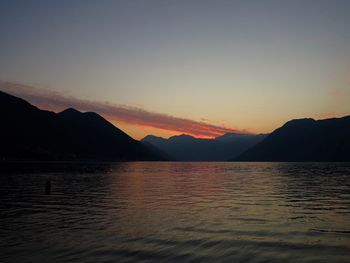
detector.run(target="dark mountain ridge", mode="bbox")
[142,133,266,161]
[0,90,164,161]
[234,116,350,161]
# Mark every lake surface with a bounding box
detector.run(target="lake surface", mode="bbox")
[1,162,350,263]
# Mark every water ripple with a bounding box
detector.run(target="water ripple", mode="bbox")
[1,162,350,263]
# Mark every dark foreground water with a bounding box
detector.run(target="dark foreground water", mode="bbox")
[1,162,350,263]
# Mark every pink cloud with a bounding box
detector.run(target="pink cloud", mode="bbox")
[329,87,350,98]
[0,81,248,138]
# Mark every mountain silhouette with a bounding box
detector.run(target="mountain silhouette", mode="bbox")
[0,90,165,161]
[234,116,350,161]
[142,133,266,161]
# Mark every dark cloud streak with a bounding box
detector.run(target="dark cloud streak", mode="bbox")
[0,81,247,138]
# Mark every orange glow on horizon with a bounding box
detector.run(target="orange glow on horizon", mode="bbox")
[111,120,222,140]
[1,81,349,141]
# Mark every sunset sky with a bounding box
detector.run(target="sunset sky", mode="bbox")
[1,0,349,139]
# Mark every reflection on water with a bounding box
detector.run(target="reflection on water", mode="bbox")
[1,162,350,263]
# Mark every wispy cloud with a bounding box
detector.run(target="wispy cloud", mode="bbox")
[329,87,350,98]
[315,112,336,119]
[0,81,247,138]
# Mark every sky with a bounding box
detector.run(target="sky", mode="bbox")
[0,0,349,139]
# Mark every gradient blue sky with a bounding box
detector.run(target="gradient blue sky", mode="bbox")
[1,0,349,139]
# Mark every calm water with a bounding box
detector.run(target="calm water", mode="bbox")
[1,162,350,263]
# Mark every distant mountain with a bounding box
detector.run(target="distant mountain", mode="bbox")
[142,133,266,161]
[0,90,165,161]
[234,116,350,161]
